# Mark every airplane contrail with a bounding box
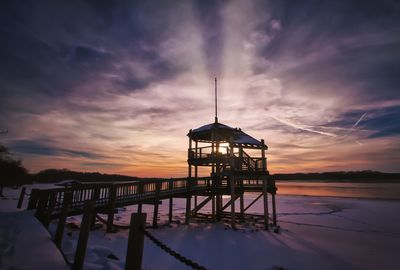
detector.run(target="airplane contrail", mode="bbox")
[344,112,367,136]
[350,112,367,130]
[272,116,337,137]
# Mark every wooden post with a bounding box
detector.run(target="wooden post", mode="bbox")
[168,179,173,223]
[239,147,243,170]
[211,130,216,222]
[137,183,144,214]
[262,177,269,231]
[272,192,277,227]
[17,187,26,209]
[186,137,192,225]
[43,191,57,228]
[215,140,221,221]
[240,192,245,220]
[125,213,146,270]
[90,187,100,230]
[35,190,50,224]
[261,139,269,230]
[27,188,40,209]
[230,176,236,228]
[54,192,72,248]
[152,181,161,228]
[211,190,216,222]
[72,201,94,270]
[229,137,235,228]
[185,178,192,225]
[194,157,198,211]
[107,185,117,233]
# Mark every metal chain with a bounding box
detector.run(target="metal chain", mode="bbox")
[143,229,208,270]
[95,214,208,269]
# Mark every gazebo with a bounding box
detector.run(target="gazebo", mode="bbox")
[185,79,277,229]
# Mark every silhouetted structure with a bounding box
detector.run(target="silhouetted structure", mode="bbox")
[186,118,277,228]
[27,79,278,233]
[184,78,277,228]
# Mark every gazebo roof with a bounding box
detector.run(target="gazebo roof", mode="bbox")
[188,122,267,149]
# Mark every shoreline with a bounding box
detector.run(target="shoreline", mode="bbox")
[275,193,400,201]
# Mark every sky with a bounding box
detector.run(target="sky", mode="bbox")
[1,0,400,177]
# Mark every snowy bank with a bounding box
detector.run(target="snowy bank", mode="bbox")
[0,211,69,270]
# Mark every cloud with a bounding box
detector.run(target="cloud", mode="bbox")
[1,0,399,175]
[9,140,104,159]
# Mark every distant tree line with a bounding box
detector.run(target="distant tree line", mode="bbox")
[272,171,400,182]
[2,143,400,196]
[32,168,139,183]
[0,145,29,196]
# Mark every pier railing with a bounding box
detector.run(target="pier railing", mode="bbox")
[27,177,275,221]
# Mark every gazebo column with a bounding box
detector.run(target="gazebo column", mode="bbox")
[194,141,198,210]
[211,132,216,221]
[216,140,222,221]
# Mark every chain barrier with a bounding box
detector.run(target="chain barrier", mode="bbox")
[143,229,208,270]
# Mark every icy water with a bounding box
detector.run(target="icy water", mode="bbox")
[276,181,400,200]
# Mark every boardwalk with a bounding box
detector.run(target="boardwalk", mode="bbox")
[27,177,276,230]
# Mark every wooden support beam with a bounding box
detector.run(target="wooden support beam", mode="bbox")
[43,191,57,228]
[229,137,235,228]
[72,201,94,270]
[272,193,277,227]
[230,177,236,228]
[185,181,192,225]
[243,193,263,212]
[191,196,212,214]
[221,194,239,211]
[90,187,100,230]
[17,187,26,209]
[107,185,117,233]
[125,213,146,270]
[168,179,173,223]
[137,183,144,214]
[54,192,72,248]
[261,139,269,231]
[186,138,192,225]
[152,181,161,228]
[27,188,40,210]
[263,177,269,231]
[35,190,50,225]
[211,192,216,221]
[240,193,244,220]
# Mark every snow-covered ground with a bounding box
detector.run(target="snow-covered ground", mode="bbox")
[0,211,69,270]
[1,185,400,270]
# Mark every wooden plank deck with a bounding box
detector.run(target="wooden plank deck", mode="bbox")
[27,177,276,218]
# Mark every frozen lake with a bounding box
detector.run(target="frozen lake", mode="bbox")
[276,181,400,200]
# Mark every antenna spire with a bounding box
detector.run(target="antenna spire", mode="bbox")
[214,77,218,123]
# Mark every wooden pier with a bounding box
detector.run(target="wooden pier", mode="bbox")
[27,176,277,230]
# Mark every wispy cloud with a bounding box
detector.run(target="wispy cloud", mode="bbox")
[1,0,399,175]
[271,116,338,137]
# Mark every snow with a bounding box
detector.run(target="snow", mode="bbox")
[1,185,400,270]
[0,210,69,270]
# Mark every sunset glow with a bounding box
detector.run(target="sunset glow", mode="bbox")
[1,1,399,177]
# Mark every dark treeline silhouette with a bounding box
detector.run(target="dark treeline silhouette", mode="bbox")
[272,170,400,182]
[0,145,29,195]
[32,169,400,183]
[33,168,139,183]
